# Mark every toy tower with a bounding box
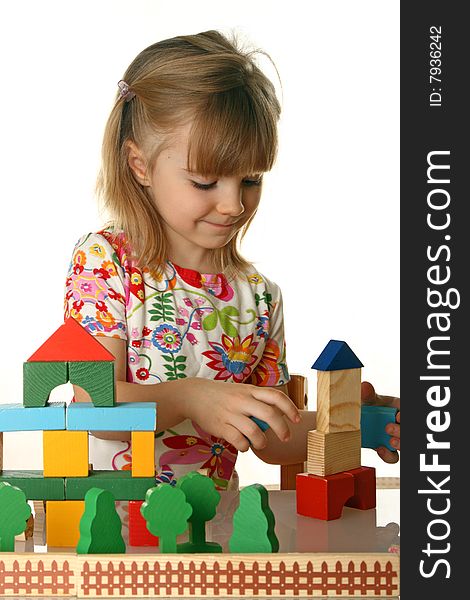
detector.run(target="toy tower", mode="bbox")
[0,318,158,547]
[296,340,376,520]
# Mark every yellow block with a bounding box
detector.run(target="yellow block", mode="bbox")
[46,500,85,547]
[43,430,89,477]
[131,431,155,477]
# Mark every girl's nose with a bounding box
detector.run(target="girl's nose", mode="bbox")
[216,185,245,217]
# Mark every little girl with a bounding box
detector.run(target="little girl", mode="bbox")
[64,30,400,497]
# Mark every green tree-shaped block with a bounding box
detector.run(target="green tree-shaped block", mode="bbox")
[0,482,32,552]
[140,484,192,553]
[77,488,125,554]
[176,471,222,553]
[229,483,279,553]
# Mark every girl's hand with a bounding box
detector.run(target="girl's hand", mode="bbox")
[361,381,400,464]
[179,378,301,452]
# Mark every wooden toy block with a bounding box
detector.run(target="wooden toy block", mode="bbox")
[229,483,279,553]
[23,361,68,407]
[280,374,309,490]
[307,429,361,476]
[66,401,157,431]
[25,513,34,540]
[131,431,155,477]
[0,402,66,431]
[296,471,355,521]
[344,466,377,510]
[77,488,125,554]
[312,339,364,372]
[361,405,398,452]
[27,317,116,362]
[68,361,115,407]
[43,431,89,477]
[316,368,362,433]
[0,471,64,499]
[32,500,46,546]
[141,483,192,553]
[244,416,270,445]
[0,482,32,551]
[176,471,222,553]
[46,500,85,547]
[65,470,156,500]
[0,432,3,473]
[128,500,159,546]
[0,552,399,597]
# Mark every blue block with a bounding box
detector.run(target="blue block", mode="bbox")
[250,416,270,432]
[361,405,398,452]
[312,340,363,371]
[66,402,156,431]
[0,402,66,432]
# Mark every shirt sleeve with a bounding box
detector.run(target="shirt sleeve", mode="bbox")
[249,276,290,387]
[63,232,128,340]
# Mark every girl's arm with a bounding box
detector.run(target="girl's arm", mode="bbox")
[73,337,188,442]
[73,338,300,448]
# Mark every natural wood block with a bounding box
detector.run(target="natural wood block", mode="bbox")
[43,431,89,477]
[131,431,155,477]
[316,368,361,433]
[32,500,46,546]
[307,429,361,476]
[46,500,85,547]
[280,462,306,490]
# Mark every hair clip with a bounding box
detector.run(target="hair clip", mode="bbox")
[117,80,136,102]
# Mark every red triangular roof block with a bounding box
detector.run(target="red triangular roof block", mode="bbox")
[28,318,116,362]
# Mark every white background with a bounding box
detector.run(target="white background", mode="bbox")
[0,0,399,483]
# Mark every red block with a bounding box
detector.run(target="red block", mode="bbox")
[129,501,159,547]
[296,472,355,521]
[344,466,376,510]
[28,317,116,362]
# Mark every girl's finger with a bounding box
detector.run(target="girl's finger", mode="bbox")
[377,446,399,464]
[230,415,269,450]
[223,423,251,453]
[252,386,300,424]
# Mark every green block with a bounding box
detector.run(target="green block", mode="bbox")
[229,483,279,553]
[77,488,126,554]
[66,471,155,500]
[23,362,68,407]
[0,471,65,500]
[68,361,115,407]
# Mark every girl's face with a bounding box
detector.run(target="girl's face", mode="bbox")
[128,122,263,272]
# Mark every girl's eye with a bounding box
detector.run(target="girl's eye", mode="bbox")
[191,181,217,190]
[191,178,263,191]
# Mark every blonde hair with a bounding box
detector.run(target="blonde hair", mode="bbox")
[96,29,282,277]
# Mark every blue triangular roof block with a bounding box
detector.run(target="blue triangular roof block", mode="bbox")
[312,340,363,371]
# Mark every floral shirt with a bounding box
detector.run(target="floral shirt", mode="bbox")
[64,229,290,491]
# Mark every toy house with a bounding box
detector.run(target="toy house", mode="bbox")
[0,317,157,548]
